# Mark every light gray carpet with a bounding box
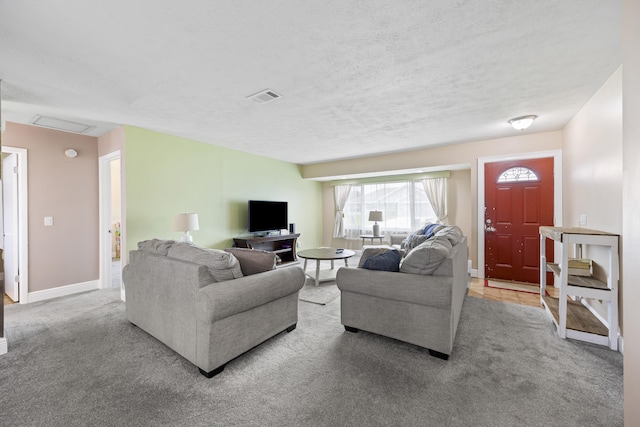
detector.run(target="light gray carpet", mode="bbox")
[298,276,341,305]
[0,289,622,426]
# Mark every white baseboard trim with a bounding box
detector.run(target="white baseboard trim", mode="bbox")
[471,268,479,278]
[618,335,624,355]
[0,336,7,355]
[28,280,100,303]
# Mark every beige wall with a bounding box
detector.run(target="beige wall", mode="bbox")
[623,0,640,423]
[562,67,623,329]
[3,122,99,292]
[311,131,563,269]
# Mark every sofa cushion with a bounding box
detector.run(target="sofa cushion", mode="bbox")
[224,247,276,276]
[434,225,464,246]
[400,235,452,275]
[137,239,176,256]
[362,249,401,272]
[168,242,243,282]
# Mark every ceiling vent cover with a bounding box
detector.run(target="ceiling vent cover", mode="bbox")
[246,89,282,104]
[30,115,95,134]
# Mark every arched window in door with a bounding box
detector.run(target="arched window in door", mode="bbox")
[497,166,539,183]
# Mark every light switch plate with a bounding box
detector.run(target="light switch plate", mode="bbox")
[44,216,54,226]
[579,214,587,226]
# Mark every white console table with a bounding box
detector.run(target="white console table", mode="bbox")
[539,226,619,350]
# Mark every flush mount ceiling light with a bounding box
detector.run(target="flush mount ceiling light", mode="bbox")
[508,115,537,130]
[30,115,95,134]
[246,89,282,104]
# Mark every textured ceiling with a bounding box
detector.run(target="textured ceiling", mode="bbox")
[0,1,622,165]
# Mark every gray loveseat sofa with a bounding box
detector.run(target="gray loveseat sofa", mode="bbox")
[336,226,469,359]
[123,239,305,377]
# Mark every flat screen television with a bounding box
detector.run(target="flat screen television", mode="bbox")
[248,200,288,234]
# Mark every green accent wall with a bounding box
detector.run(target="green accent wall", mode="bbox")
[124,126,322,252]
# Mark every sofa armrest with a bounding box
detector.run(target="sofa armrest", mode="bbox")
[336,267,452,309]
[197,266,305,323]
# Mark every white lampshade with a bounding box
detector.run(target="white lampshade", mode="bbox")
[173,213,199,242]
[508,115,537,130]
[368,210,383,222]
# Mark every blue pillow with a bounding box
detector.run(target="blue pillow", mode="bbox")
[362,250,401,272]
[422,223,440,238]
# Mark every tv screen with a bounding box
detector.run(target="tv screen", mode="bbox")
[248,200,288,233]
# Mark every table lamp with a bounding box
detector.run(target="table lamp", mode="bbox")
[368,210,383,237]
[174,213,199,242]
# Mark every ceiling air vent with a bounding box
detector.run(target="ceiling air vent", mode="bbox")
[246,89,282,104]
[30,115,95,134]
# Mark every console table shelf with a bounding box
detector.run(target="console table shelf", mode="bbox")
[233,233,300,268]
[539,226,619,350]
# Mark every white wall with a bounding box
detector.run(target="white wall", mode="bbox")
[562,67,623,325]
[623,0,640,423]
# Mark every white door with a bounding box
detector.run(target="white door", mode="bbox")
[3,153,19,301]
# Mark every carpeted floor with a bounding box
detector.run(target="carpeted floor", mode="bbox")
[0,288,622,426]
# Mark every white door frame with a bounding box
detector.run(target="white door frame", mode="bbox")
[98,151,122,295]
[1,146,29,304]
[477,149,562,280]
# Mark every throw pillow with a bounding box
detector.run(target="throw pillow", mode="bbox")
[362,249,401,272]
[168,242,243,282]
[400,235,452,275]
[401,233,431,253]
[137,239,176,256]
[422,223,445,238]
[358,247,396,268]
[224,247,277,276]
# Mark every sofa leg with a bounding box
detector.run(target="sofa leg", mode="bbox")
[286,324,297,333]
[428,349,449,360]
[199,364,225,378]
[344,326,359,333]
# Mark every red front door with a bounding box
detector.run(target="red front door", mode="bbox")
[484,158,554,283]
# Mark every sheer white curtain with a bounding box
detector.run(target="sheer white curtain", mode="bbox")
[421,177,448,224]
[333,184,352,238]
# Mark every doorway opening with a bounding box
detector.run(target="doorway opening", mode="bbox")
[99,151,122,297]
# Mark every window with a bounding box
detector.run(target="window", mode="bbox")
[343,180,436,237]
[497,167,538,183]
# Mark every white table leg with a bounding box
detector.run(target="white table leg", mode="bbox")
[331,260,335,269]
[303,259,308,271]
[315,260,320,286]
[344,259,349,267]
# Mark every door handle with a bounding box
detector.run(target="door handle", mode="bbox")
[485,219,496,233]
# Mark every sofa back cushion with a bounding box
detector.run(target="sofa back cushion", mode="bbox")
[400,235,453,275]
[137,239,176,256]
[434,225,464,246]
[168,242,243,282]
[224,247,276,276]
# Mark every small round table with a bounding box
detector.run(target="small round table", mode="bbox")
[360,234,384,246]
[297,247,356,287]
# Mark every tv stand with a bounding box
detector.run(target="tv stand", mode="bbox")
[233,233,300,268]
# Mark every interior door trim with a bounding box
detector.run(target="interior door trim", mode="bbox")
[477,150,562,280]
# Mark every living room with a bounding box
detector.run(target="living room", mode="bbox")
[1,1,638,425]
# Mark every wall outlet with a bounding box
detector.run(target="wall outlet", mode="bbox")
[44,216,54,226]
[579,214,587,226]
